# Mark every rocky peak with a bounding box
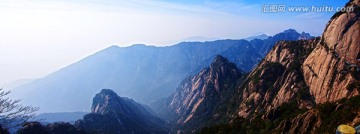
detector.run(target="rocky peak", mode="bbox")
[273,29,301,40]
[302,0,360,104]
[91,89,122,114]
[208,55,242,92]
[298,32,314,40]
[283,29,298,34]
[77,89,168,134]
[209,55,240,77]
[252,28,314,56]
[211,55,229,66]
[162,56,242,131]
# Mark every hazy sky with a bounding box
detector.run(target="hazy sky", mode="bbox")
[0,0,348,86]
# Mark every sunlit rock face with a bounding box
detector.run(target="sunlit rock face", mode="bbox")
[236,39,319,119]
[161,55,242,131]
[302,0,360,104]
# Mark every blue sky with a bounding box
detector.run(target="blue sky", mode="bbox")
[0,0,350,86]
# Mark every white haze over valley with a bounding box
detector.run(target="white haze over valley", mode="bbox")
[0,0,332,87]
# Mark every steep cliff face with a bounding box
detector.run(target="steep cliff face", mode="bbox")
[302,0,360,104]
[162,55,243,131]
[236,39,320,118]
[75,89,167,134]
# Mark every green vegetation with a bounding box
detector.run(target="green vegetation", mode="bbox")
[199,38,359,133]
[316,96,360,133]
[199,96,360,134]
[346,81,360,92]
[252,69,261,83]
[198,100,305,134]
[273,101,307,124]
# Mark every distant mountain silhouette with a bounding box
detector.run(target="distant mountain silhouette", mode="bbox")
[11,29,311,112]
[244,34,269,41]
[181,36,219,42]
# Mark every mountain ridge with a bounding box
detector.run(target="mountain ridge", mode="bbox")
[191,1,360,133]
[152,55,243,132]
[11,29,310,113]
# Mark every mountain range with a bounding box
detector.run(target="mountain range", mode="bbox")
[10,29,312,112]
[152,0,360,133]
[4,0,360,133]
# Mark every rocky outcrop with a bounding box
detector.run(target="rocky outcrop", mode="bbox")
[302,0,360,104]
[274,110,321,134]
[236,39,320,118]
[160,55,243,132]
[75,89,167,134]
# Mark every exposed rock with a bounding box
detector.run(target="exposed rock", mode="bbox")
[302,0,360,104]
[160,55,243,132]
[234,0,360,132]
[236,39,320,119]
[152,1,359,133]
[75,89,168,134]
[274,110,321,134]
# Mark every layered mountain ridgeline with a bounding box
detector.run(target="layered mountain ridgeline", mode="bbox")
[74,89,168,134]
[244,34,270,41]
[10,29,311,113]
[155,38,320,133]
[152,55,244,133]
[250,29,314,56]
